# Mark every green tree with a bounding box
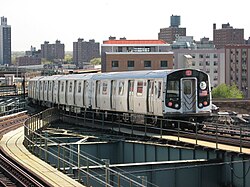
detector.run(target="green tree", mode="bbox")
[41,58,53,65]
[90,58,101,65]
[212,83,243,99]
[64,54,73,64]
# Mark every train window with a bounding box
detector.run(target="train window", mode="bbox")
[183,81,191,95]
[137,81,143,96]
[102,82,108,95]
[112,81,116,95]
[158,82,162,98]
[49,82,52,91]
[69,82,73,92]
[40,82,43,90]
[61,82,64,92]
[45,82,47,91]
[118,81,124,95]
[54,82,57,91]
[78,82,81,93]
[129,80,134,95]
[167,80,179,98]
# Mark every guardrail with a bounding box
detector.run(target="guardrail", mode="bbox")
[61,109,250,154]
[23,108,146,187]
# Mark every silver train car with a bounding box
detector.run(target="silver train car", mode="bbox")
[28,69,212,125]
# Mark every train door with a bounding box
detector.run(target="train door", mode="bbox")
[128,80,134,111]
[111,80,116,109]
[147,80,154,113]
[95,81,101,108]
[153,81,162,115]
[181,78,196,113]
[83,81,88,107]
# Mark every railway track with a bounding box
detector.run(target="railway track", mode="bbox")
[0,149,48,187]
[0,112,50,187]
[60,111,250,149]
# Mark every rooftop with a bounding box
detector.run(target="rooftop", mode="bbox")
[103,40,167,45]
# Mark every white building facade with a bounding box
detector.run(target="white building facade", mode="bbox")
[173,48,225,88]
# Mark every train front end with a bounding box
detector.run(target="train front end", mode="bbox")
[164,69,212,121]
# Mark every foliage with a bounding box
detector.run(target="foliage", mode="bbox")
[64,54,73,64]
[90,58,101,65]
[212,83,243,99]
[41,58,53,65]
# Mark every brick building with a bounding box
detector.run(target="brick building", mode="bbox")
[73,38,100,68]
[41,40,65,61]
[101,38,173,72]
[213,23,244,49]
[158,15,186,44]
[225,45,250,98]
[16,56,41,66]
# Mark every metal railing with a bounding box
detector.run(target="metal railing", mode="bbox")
[61,109,250,154]
[23,108,146,187]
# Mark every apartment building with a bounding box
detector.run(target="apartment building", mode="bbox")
[41,40,65,61]
[213,23,244,49]
[73,38,100,68]
[158,15,186,44]
[101,38,173,72]
[225,45,250,98]
[173,48,225,88]
[0,17,11,65]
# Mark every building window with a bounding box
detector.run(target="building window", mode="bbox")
[160,61,168,67]
[192,61,196,66]
[144,60,151,68]
[199,61,203,66]
[213,54,218,58]
[191,54,196,58]
[112,61,119,67]
[206,54,210,58]
[127,60,134,68]
[118,47,122,52]
[206,61,210,66]
[214,61,218,66]
[199,54,203,58]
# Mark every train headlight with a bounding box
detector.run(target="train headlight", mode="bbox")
[174,103,179,108]
[199,103,203,108]
[168,102,173,107]
[203,101,208,106]
[200,81,207,90]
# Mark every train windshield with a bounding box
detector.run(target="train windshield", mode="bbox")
[166,80,180,100]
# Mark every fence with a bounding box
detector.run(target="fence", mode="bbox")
[23,108,146,187]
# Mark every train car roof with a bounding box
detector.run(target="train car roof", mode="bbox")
[29,76,44,81]
[56,73,96,80]
[29,69,206,81]
[91,69,175,80]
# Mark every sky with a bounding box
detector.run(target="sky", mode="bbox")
[1,0,250,51]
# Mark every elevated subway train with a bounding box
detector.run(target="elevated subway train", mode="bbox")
[28,69,212,126]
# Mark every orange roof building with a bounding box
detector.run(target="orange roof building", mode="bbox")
[101,37,173,72]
